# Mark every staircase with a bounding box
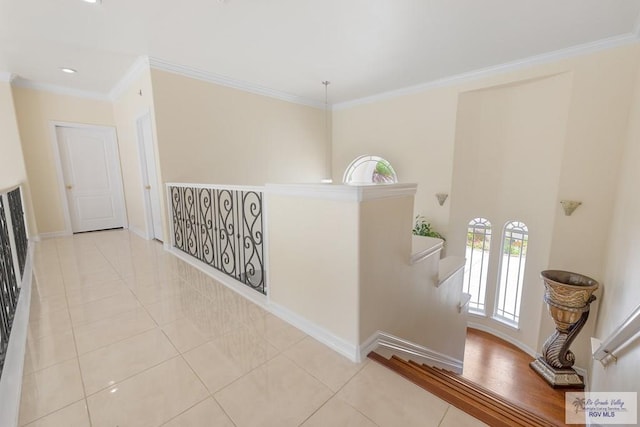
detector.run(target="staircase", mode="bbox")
[368,352,563,427]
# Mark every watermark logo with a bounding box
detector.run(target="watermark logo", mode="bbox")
[566,392,637,425]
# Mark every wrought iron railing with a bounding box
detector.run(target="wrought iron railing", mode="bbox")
[168,184,266,295]
[0,186,28,375]
[7,189,27,276]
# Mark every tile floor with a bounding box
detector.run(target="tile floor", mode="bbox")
[20,230,487,427]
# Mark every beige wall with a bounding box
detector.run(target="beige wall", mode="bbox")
[112,68,161,238]
[150,69,328,186]
[0,82,36,236]
[589,56,640,396]
[0,83,27,189]
[268,192,360,345]
[11,87,116,235]
[448,73,571,361]
[333,43,640,369]
[333,87,458,234]
[359,196,467,363]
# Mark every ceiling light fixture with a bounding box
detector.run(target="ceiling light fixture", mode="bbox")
[82,0,101,4]
[60,67,77,74]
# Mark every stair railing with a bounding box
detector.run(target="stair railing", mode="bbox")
[166,183,266,295]
[592,303,640,365]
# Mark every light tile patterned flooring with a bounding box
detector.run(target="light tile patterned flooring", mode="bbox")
[20,230,486,427]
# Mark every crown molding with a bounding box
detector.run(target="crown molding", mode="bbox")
[10,77,110,101]
[148,57,325,109]
[109,56,151,101]
[0,71,15,83]
[334,32,640,110]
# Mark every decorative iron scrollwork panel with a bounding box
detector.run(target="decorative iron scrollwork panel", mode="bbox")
[8,188,27,275]
[170,185,265,295]
[0,196,19,371]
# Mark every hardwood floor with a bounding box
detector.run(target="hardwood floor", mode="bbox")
[463,328,583,426]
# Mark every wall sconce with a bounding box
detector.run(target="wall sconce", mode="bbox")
[435,193,448,206]
[560,200,582,216]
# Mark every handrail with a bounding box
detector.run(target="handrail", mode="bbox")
[593,303,640,364]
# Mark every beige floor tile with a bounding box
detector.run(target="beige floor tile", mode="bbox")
[23,400,90,427]
[185,305,246,338]
[73,307,157,354]
[161,317,210,353]
[19,359,85,425]
[284,336,366,391]
[162,398,234,427]
[144,297,190,325]
[30,280,66,298]
[23,329,78,374]
[439,406,488,427]
[130,279,191,306]
[65,280,130,307]
[183,326,278,393]
[29,294,68,317]
[301,396,378,427]
[86,357,208,427]
[123,271,178,290]
[215,355,332,427]
[337,362,449,427]
[79,328,178,395]
[68,292,140,325]
[63,268,122,290]
[28,309,72,340]
[247,313,307,351]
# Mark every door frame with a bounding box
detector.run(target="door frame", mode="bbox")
[49,121,128,235]
[135,109,163,241]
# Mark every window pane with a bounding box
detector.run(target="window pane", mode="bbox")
[343,155,398,184]
[463,218,491,314]
[495,221,528,325]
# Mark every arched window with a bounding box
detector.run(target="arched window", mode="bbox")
[343,155,398,184]
[463,218,491,314]
[494,221,528,325]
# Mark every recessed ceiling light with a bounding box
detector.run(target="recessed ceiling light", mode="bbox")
[83,0,101,3]
[60,67,77,74]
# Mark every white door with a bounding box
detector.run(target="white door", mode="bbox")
[136,113,164,241]
[56,126,127,233]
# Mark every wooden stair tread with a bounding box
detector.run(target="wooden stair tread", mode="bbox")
[369,352,560,427]
[405,359,547,424]
[411,360,546,419]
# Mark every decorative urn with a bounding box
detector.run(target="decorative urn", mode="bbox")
[530,270,599,388]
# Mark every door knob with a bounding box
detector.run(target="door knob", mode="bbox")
[145,185,151,190]
[66,185,73,190]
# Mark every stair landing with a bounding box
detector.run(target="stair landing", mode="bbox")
[369,328,586,426]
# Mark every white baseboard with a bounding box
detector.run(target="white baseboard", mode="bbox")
[37,231,72,239]
[361,331,464,373]
[0,245,34,427]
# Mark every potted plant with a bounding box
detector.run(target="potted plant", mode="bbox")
[412,215,445,240]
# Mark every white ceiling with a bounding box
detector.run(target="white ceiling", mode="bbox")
[1,0,640,105]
